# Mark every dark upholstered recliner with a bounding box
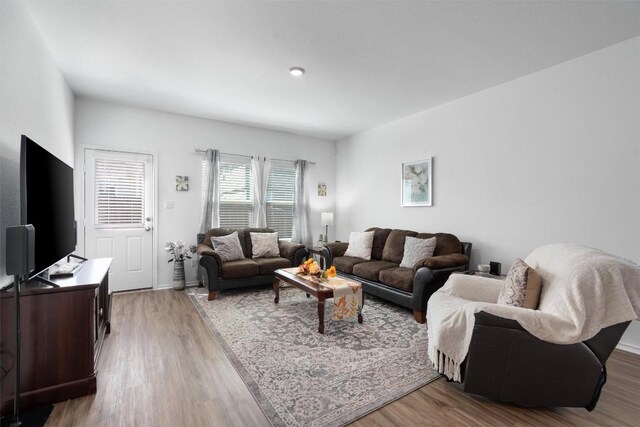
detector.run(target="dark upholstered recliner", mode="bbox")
[427,243,639,410]
[197,227,308,301]
[462,312,630,410]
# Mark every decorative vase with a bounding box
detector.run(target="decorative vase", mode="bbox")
[173,259,186,290]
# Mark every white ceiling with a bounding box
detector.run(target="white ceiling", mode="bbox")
[24,0,640,140]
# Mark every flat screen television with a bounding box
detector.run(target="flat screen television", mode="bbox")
[20,135,76,278]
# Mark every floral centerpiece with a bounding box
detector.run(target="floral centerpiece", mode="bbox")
[297,258,337,282]
[164,240,197,263]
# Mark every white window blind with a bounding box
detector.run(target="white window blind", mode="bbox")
[219,156,253,228]
[266,160,295,239]
[95,158,145,227]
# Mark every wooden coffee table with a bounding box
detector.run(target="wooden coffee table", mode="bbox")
[273,268,364,334]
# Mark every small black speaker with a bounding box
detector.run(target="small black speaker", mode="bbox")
[6,224,35,276]
[489,261,501,276]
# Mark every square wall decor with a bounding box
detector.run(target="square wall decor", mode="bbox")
[318,183,327,196]
[401,158,432,207]
[176,175,189,191]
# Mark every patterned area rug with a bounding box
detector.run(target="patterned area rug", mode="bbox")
[187,286,439,427]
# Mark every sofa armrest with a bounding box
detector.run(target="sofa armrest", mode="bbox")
[279,241,305,263]
[446,273,504,303]
[474,310,524,330]
[323,242,349,264]
[293,247,309,268]
[415,253,469,270]
[197,244,223,273]
[411,264,468,316]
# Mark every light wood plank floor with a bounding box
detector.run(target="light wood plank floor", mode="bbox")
[46,289,640,427]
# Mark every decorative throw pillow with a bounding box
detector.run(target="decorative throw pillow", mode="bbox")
[210,231,245,262]
[250,232,280,258]
[497,258,542,309]
[343,231,375,260]
[399,236,437,268]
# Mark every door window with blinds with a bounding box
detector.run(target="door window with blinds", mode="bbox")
[266,160,295,239]
[94,158,145,228]
[219,155,254,228]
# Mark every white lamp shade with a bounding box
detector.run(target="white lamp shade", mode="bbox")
[321,212,334,226]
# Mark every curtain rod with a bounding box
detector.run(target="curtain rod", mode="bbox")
[193,148,316,165]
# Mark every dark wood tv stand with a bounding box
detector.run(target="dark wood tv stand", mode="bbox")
[0,258,112,414]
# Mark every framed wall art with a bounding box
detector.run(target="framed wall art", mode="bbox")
[176,175,189,191]
[401,158,432,207]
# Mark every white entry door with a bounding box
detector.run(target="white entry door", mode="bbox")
[84,149,154,291]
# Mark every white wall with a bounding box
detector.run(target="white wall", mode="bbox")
[74,98,336,288]
[0,0,75,287]
[336,37,640,350]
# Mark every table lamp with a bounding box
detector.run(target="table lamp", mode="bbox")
[321,212,334,242]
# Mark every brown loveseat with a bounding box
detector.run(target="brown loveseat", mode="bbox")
[321,227,471,323]
[197,227,308,301]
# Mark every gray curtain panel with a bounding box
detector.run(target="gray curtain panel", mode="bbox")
[251,156,271,227]
[199,149,220,234]
[292,159,313,246]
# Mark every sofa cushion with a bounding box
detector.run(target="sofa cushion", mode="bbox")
[400,236,437,268]
[365,227,393,261]
[344,231,375,260]
[245,227,275,258]
[333,256,368,274]
[220,258,260,279]
[382,229,418,263]
[205,228,248,257]
[416,232,462,256]
[497,258,542,309]
[250,232,280,258]
[253,257,291,275]
[352,260,399,281]
[210,231,245,262]
[379,267,415,292]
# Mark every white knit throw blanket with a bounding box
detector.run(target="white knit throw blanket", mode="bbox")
[427,243,640,382]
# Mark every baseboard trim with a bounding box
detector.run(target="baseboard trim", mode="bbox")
[156,281,199,290]
[616,342,640,355]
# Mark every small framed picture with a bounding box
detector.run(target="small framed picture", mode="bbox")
[176,176,189,191]
[401,158,432,207]
[318,183,327,196]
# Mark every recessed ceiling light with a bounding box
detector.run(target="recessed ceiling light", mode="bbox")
[289,67,305,77]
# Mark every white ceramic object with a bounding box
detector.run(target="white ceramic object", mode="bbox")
[478,264,491,273]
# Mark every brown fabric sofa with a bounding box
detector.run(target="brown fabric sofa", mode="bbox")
[321,227,471,323]
[197,227,308,301]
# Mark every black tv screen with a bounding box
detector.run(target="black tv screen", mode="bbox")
[20,135,76,277]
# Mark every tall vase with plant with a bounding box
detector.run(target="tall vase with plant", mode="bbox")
[165,240,196,290]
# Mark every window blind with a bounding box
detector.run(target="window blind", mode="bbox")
[95,158,145,227]
[219,156,253,228]
[266,161,295,239]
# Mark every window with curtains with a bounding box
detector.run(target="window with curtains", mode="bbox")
[216,156,296,237]
[266,161,295,239]
[219,155,253,228]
